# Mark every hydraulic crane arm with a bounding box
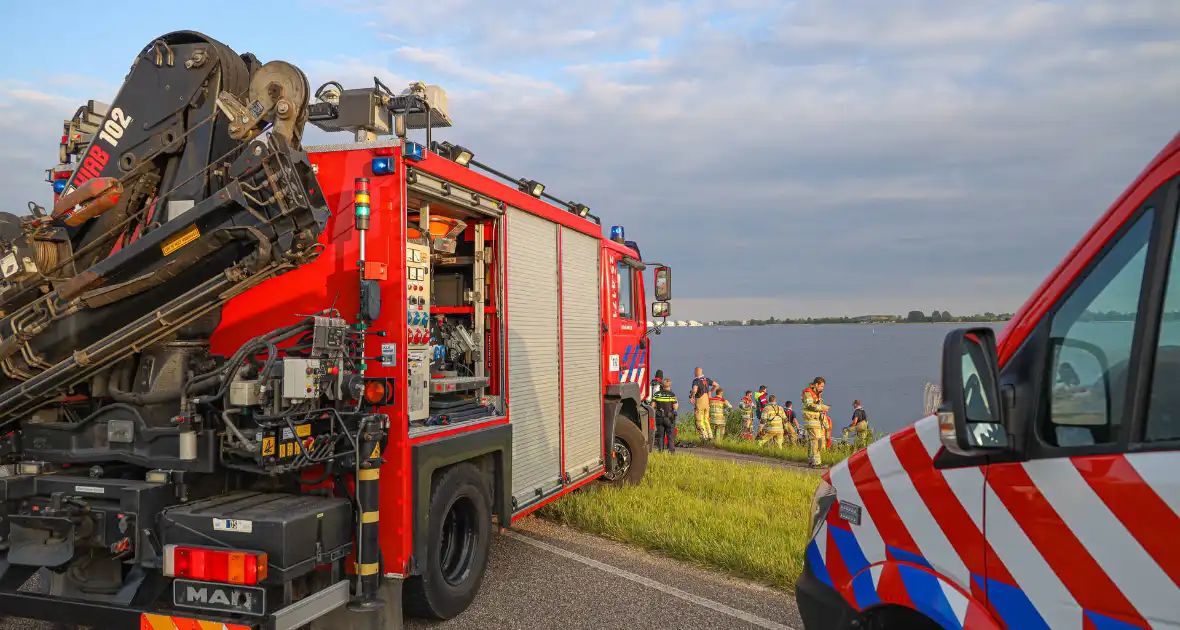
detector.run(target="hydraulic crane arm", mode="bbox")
[0,31,330,429]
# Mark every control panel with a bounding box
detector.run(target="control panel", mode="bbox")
[407,243,431,346]
[407,243,431,421]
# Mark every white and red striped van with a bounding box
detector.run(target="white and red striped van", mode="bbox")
[796,129,1180,630]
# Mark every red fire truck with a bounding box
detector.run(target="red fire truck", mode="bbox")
[3,31,671,630]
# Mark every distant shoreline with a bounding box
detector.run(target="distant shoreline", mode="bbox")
[660,320,1011,327]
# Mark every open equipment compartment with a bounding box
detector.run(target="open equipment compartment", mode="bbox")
[404,173,505,439]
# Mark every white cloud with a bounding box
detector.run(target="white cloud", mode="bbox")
[4,0,1179,321]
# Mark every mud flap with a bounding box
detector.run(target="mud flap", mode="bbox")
[7,515,74,568]
[311,578,403,630]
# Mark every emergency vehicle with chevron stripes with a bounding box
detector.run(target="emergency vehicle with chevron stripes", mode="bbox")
[0,31,672,630]
[796,125,1180,629]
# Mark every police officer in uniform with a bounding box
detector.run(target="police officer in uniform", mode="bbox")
[652,379,679,453]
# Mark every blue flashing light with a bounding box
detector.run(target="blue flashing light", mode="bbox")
[371,157,394,175]
[610,225,625,242]
[52,179,68,194]
[402,141,426,162]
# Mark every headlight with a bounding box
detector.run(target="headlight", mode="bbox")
[809,479,837,540]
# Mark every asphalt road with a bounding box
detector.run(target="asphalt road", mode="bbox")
[1,517,803,630]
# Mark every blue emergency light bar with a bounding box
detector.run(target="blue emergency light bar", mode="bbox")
[371,157,394,175]
[610,226,625,243]
[52,179,68,194]
[402,141,426,161]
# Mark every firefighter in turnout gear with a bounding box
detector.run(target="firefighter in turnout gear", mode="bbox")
[756,395,789,448]
[690,367,715,440]
[652,379,679,453]
[709,387,733,442]
[739,390,756,439]
[802,377,830,467]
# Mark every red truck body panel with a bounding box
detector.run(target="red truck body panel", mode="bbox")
[210,141,653,575]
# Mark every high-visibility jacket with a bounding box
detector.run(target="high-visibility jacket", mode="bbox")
[652,389,677,421]
[761,404,787,432]
[739,397,755,420]
[709,396,731,424]
[802,386,826,427]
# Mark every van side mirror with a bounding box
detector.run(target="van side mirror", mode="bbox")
[652,301,670,319]
[654,266,671,302]
[939,327,1008,456]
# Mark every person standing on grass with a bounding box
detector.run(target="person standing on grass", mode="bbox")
[784,401,801,443]
[844,400,870,445]
[802,377,830,468]
[753,385,768,436]
[739,390,756,439]
[849,403,868,436]
[709,387,733,442]
[652,379,679,454]
[648,369,665,405]
[756,395,788,448]
[690,367,715,440]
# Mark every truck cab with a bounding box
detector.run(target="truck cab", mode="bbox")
[597,231,673,475]
[797,131,1180,629]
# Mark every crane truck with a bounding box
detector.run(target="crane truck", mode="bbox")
[0,30,673,630]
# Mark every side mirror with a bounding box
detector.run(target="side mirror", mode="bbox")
[938,327,1007,456]
[654,266,671,302]
[652,301,670,319]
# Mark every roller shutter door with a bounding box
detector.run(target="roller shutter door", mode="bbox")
[561,227,603,482]
[506,209,562,509]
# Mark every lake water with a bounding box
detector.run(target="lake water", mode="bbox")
[649,323,1004,434]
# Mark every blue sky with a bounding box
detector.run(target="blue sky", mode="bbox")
[2,1,1179,319]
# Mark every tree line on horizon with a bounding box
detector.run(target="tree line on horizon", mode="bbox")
[707,309,1180,326]
[711,310,1015,326]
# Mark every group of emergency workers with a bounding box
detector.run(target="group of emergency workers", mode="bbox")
[647,370,872,468]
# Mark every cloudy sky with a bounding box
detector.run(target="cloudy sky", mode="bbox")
[2,1,1178,320]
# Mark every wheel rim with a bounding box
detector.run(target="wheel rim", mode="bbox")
[605,436,632,481]
[438,495,478,586]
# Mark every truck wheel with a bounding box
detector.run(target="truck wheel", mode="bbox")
[603,416,648,487]
[403,463,492,620]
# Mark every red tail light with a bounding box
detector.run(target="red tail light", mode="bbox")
[164,545,268,585]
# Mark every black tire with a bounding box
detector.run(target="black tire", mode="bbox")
[602,415,648,487]
[403,463,493,620]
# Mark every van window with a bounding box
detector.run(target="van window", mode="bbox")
[617,261,634,320]
[1042,208,1154,447]
[1146,209,1180,442]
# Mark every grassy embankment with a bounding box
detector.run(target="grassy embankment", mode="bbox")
[537,410,876,589]
[538,452,822,589]
[674,410,880,467]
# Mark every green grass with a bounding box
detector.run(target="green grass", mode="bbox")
[538,452,823,590]
[673,410,880,467]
